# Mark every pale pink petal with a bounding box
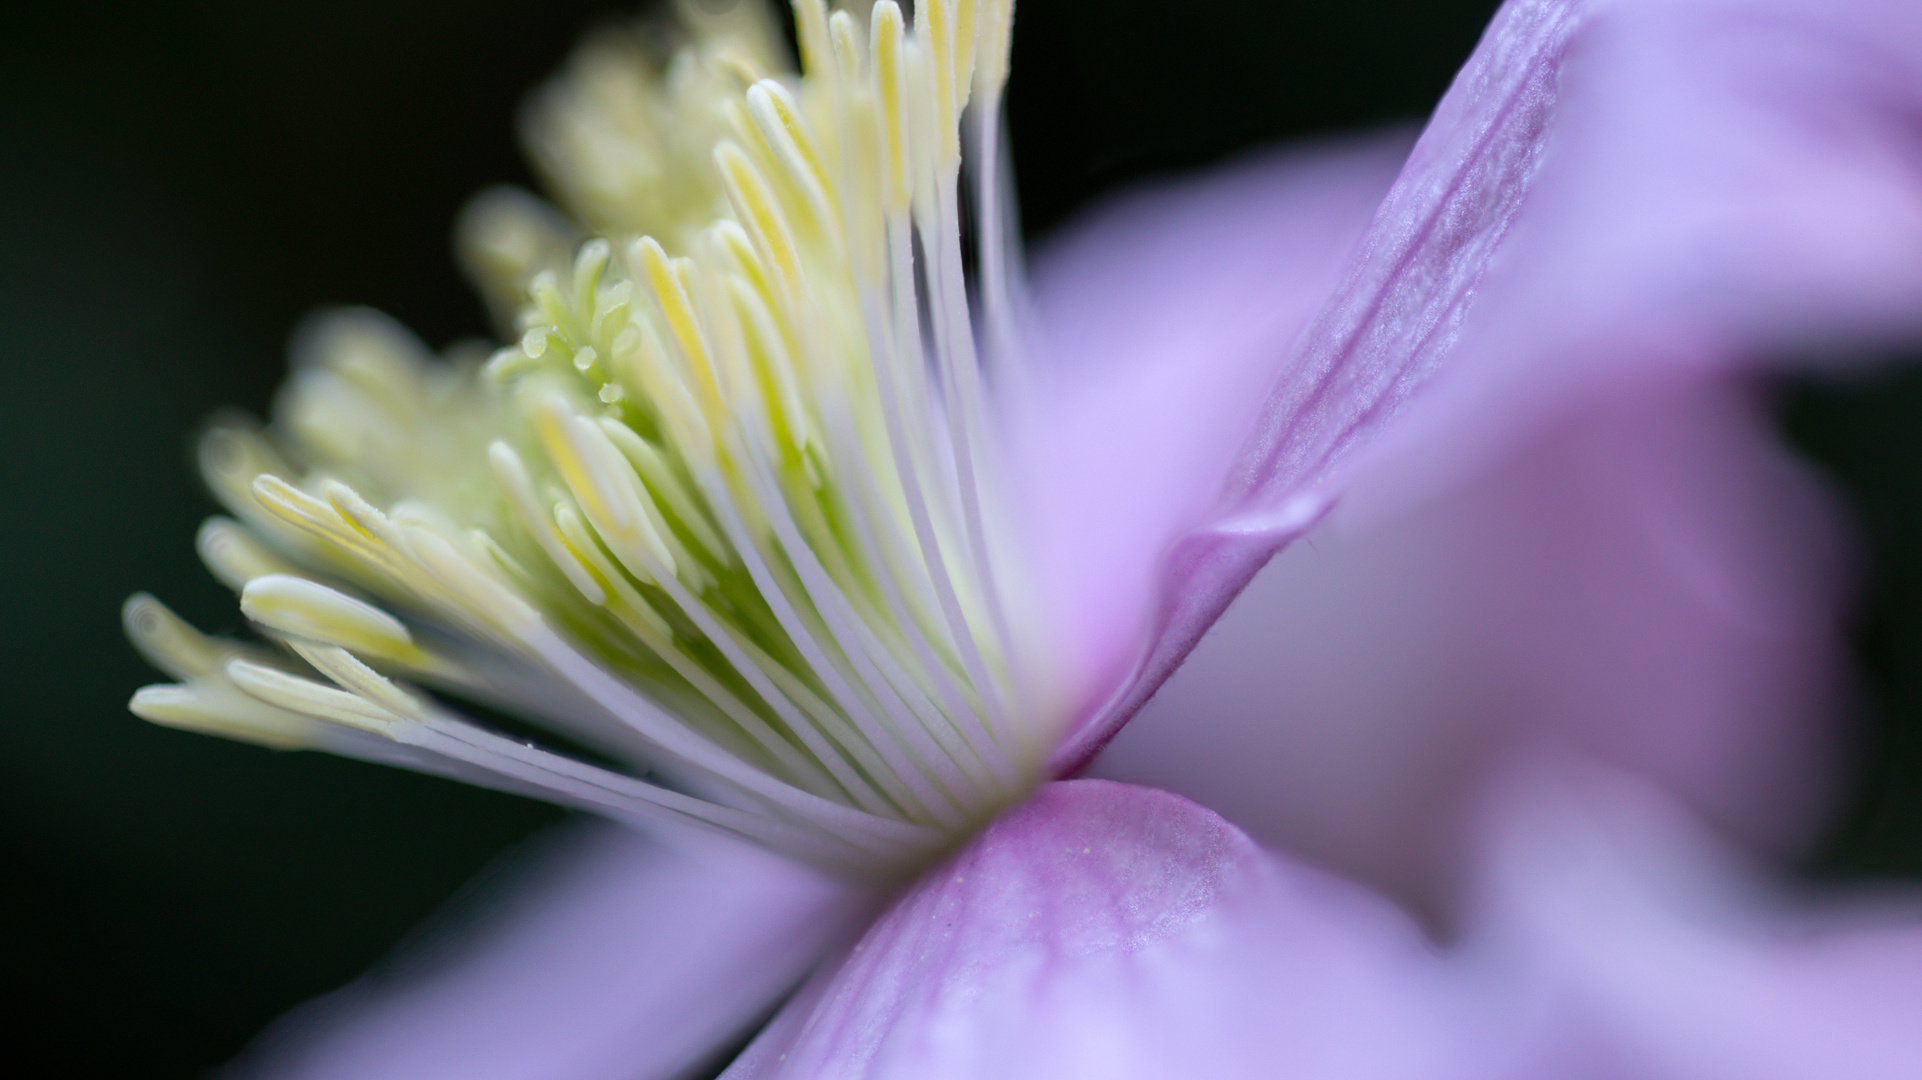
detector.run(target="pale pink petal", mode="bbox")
[1012,132,1413,730]
[723,780,1472,1080]
[1344,0,1922,522]
[229,821,871,1080]
[1470,765,1922,1079]
[1090,377,1852,914]
[1043,0,1585,769]
[1051,0,1922,769]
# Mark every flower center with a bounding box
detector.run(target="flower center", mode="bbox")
[125,0,1056,876]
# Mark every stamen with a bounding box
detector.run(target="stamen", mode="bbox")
[197,516,300,590]
[240,574,424,666]
[128,0,1047,876]
[124,593,268,682]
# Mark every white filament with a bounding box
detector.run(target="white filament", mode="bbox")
[126,0,1044,877]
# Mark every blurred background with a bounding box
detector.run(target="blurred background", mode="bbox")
[1,0,1917,1075]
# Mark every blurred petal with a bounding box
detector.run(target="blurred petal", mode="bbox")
[1044,0,1582,768]
[1013,132,1412,736]
[723,780,1470,1080]
[1519,0,1922,351]
[1349,0,1922,522]
[231,821,871,1080]
[1472,765,1922,1079]
[1092,377,1852,915]
[1053,0,1922,768]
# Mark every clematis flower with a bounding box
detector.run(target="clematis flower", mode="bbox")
[120,0,1922,1077]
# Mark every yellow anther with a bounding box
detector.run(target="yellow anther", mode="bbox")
[829,9,865,83]
[746,79,840,238]
[795,0,834,80]
[289,641,429,722]
[726,273,812,456]
[129,683,317,751]
[918,0,964,167]
[227,659,400,734]
[398,525,543,636]
[241,574,420,664]
[541,400,681,581]
[715,141,807,309]
[597,418,727,557]
[251,475,384,569]
[196,517,299,591]
[198,423,298,520]
[323,480,405,552]
[634,235,724,414]
[871,2,912,213]
[710,46,768,91]
[123,594,238,682]
[535,396,631,532]
[710,219,774,301]
[949,0,981,119]
[491,438,610,602]
[975,0,1015,99]
[618,306,715,462]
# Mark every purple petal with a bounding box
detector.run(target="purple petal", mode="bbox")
[1043,0,1583,769]
[229,821,870,1080]
[1013,133,1412,735]
[1470,766,1922,1079]
[1347,0,1922,520]
[1089,376,1852,914]
[1051,0,1922,768]
[722,780,1471,1080]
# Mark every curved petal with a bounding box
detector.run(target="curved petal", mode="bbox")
[722,780,1472,1080]
[1089,376,1853,915]
[1052,0,1922,769]
[1045,0,1585,769]
[1012,132,1414,732]
[229,820,871,1080]
[1344,0,1922,524]
[1470,765,1922,1079]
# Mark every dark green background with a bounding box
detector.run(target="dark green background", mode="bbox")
[3,1,1915,1076]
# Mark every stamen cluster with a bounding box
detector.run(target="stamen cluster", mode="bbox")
[126,0,1046,876]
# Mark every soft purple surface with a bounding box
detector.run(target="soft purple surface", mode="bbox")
[1465,766,1922,1079]
[1013,132,1413,732]
[1041,0,1585,771]
[1090,375,1852,916]
[226,822,869,1080]
[722,780,1468,1080]
[1045,0,1922,771]
[1350,0,1922,519]
[726,775,1922,1080]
